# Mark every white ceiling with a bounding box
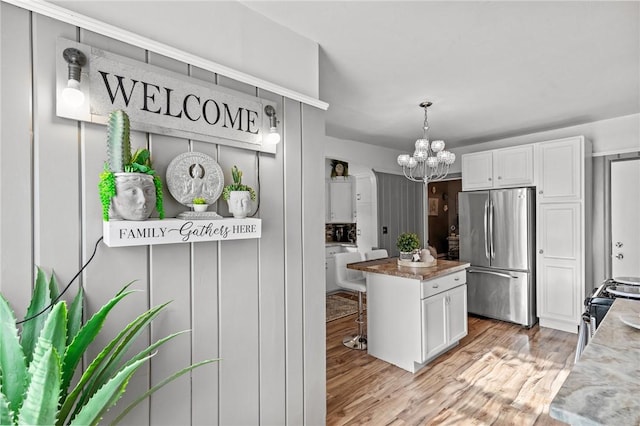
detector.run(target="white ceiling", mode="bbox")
[243,1,639,151]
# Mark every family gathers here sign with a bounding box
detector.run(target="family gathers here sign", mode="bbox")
[103,218,262,247]
[56,39,276,153]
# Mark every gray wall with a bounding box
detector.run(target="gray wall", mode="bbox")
[0,3,325,425]
[375,171,425,256]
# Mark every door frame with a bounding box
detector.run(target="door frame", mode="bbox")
[605,154,640,278]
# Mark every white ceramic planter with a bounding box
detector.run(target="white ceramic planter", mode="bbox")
[227,191,252,218]
[193,204,209,212]
[110,172,156,220]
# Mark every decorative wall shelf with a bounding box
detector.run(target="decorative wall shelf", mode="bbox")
[103,217,261,247]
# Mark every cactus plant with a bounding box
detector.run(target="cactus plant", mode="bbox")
[222,165,256,201]
[106,110,131,173]
[98,110,165,221]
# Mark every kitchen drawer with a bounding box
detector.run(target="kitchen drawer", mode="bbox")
[421,270,466,299]
[326,246,345,257]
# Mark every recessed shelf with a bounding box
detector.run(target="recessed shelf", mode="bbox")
[103,217,261,247]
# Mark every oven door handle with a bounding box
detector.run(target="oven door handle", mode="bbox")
[467,268,518,280]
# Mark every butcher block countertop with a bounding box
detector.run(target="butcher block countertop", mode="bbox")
[550,298,640,425]
[347,257,470,280]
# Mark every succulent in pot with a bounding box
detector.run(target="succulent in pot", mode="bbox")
[396,232,421,260]
[98,110,164,221]
[222,165,256,218]
[191,197,209,212]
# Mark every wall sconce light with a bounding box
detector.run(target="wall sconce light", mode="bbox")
[62,48,87,107]
[263,105,281,144]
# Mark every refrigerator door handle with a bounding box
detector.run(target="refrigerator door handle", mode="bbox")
[468,268,518,280]
[489,198,495,259]
[484,198,490,260]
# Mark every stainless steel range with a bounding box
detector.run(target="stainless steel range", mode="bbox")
[575,276,640,361]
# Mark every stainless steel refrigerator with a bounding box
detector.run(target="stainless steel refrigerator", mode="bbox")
[458,187,536,327]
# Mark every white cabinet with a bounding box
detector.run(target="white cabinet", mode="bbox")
[462,145,534,191]
[325,245,345,293]
[537,138,582,201]
[367,268,467,373]
[421,284,467,361]
[535,136,591,333]
[327,178,356,223]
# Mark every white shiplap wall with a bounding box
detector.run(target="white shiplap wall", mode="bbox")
[0,3,325,425]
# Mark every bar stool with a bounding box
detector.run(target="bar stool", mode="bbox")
[364,249,388,260]
[334,251,367,350]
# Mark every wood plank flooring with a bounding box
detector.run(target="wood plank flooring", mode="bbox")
[327,307,577,425]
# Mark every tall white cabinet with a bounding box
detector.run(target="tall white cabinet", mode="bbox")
[461,136,591,333]
[536,136,591,333]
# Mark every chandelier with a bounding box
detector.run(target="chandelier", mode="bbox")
[397,101,455,183]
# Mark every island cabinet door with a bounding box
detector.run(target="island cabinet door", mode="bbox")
[421,293,448,361]
[448,285,468,343]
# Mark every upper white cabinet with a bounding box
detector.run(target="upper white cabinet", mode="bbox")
[461,145,534,191]
[537,137,583,201]
[327,178,356,223]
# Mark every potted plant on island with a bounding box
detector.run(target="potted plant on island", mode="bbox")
[192,197,209,212]
[396,232,420,261]
[98,110,164,221]
[222,165,256,218]
[0,268,216,425]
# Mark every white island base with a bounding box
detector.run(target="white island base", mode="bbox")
[348,258,470,373]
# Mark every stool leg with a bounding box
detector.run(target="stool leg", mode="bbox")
[342,291,367,350]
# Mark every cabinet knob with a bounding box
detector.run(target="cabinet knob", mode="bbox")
[432,283,439,288]
[539,249,544,254]
[616,253,624,260]
[454,277,460,281]
[488,177,492,181]
[539,190,543,194]
[497,176,502,180]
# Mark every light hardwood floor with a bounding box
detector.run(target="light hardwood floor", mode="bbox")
[327,305,577,425]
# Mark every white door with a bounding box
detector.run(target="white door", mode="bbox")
[611,159,640,278]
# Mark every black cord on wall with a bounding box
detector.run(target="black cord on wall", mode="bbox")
[17,236,104,325]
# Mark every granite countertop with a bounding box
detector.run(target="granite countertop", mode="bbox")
[346,257,470,281]
[550,298,640,425]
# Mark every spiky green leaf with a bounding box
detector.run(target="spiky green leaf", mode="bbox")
[110,358,219,425]
[0,388,14,425]
[67,285,84,347]
[64,303,168,421]
[48,270,61,303]
[28,302,67,389]
[17,346,61,426]
[69,356,151,426]
[0,294,27,419]
[21,267,52,365]
[60,289,136,399]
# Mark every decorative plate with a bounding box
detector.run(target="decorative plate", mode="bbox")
[166,152,224,206]
[614,276,640,286]
[607,285,640,299]
[619,313,640,330]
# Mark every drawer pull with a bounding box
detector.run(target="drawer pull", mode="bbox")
[454,277,460,281]
[432,284,439,288]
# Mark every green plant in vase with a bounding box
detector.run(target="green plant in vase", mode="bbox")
[0,268,216,425]
[222,165,256,219]
[191,197,208,212]
[98,110,164,221]
[397,232,420,260]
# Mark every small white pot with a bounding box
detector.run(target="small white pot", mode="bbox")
[227,191,252,218]
[193,204,209,212]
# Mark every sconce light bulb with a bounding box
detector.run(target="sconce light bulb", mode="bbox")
[265,127,281,144]
[62,79,85,107]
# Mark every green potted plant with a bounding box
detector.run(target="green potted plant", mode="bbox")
[396,232,421,260]
[98,110,165,221]
[192,197,208,212]
[222,165,256,218]
[0,267,216,425]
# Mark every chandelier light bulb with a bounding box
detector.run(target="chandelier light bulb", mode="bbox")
[431,140,445,153]
[426,156,439,168]
[414,150,428,162]
[397,154,410,166]
[415,138,429,151]
[407,157,418,169]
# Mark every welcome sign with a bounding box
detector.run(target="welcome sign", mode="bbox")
[56,39,276,153]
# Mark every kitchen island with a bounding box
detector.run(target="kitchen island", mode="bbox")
[348,258,470,373]
[550,298,640,425]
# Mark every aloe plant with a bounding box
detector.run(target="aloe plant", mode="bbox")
[0,268,216,425]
